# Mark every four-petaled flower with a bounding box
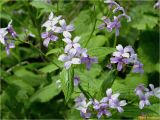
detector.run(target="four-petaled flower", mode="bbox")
[81,55,98,70]
[42,12,62,31]
[41,31,58,47]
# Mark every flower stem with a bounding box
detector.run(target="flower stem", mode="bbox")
[78,84,92,100]
[84,5,97,48]
[113,34,117,47]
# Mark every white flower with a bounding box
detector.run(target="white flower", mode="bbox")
[42,12,62,31]
[58,54,81,69]
[0,28,8,45]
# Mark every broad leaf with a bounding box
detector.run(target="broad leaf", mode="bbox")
[60,68,74,102]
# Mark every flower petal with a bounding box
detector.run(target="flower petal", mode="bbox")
[71,58,81,64]
[63,31,71,38]
[43,38,50,47]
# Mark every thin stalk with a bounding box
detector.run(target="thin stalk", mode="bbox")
[15,38,61,68]
[84,5,97,48]
[78,84,93,100]
[113,34,117,47]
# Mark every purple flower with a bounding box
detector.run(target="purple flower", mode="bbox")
[4,38,15,55]
[75,94,92,114]
[74,76,80,86]
[42,12,62,31]
[135,84,149,97]
[98,16,110,30]
[54,19,74,33]
[132,62,144,74]
[58,54,81,69]
[107,16,121,36]
[0,28,8,45]
[80,110,91,119]
[92,99,111,119]
[109,99,127,113]
[7,20,17,38]
[149,84,160,98]
[62,31,81,56]
[41,31,58,47]
[139,93,150,109]
[81,55,98,70]
[110,44,143,73]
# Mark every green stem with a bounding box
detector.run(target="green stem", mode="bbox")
[84,5,97,48]
[15,38,61,68]
[78,84,92,100]
[113,34,117,47]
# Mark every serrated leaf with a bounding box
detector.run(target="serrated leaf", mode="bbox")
[39,64,59,73]
[88,47,116,62]
[30,82,60,103]
[60,68,74,102]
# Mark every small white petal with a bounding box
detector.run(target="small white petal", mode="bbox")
[139,101,144,109]
[73,43,81,48]
[59,19,66,28]
[122,53,130,58]
[63,31,71,38]
[120,100,127,106]
[64,61,72,69]
[58,54,68,62]
[154,87,160,98]
[106,88,112,96]
[62,38,72,44]
[73,36,80,43]
[71,58,81,64]
[64,44,72,53]
[69,48,77,56]
[116,44,123,51]
[49,12,54,20]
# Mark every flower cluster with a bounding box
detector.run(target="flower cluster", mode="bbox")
[135,84,160,109]
[41,12,74,47]
[0,20,17,55]
[75,88,127,119]
[110,44,143,73]
[58,32,97,69]
[99,0,131,36]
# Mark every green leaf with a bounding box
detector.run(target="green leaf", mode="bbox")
[100,70,116,96]
[60,68,74,102]
[30,0,54,10]
[46,48,62,56]
[39,64,59,73]
[30,81,60,103]
[88,47,116,62]
[87,35,108,48]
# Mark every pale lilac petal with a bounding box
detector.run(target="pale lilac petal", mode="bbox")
[71,58,81,64]
[139,101,144,109]
[59,19,66,28]
[54,27,63,33]
[113,51,121,57]
[43,38,50,47]
[111,93,120,100]
[73,43,81,48]
[73,36,80,43]
[66,24,74,31]
[110,57,119,63]
[116,44,123,51]
[50,35,58,41]
[116,28,119,36]
[122,53,130,58]
[8,42,15,48]
[64,61,72,69]
[64,44,72,53]
[62,38,72,43]
[117,62,123,71]
[58,54,68,62]
[119,100,127,106]
[49,12,54,20]
[69,48,77,56]
[106,88,112,96]
[117,107,124,113]
[63,31,71,38]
